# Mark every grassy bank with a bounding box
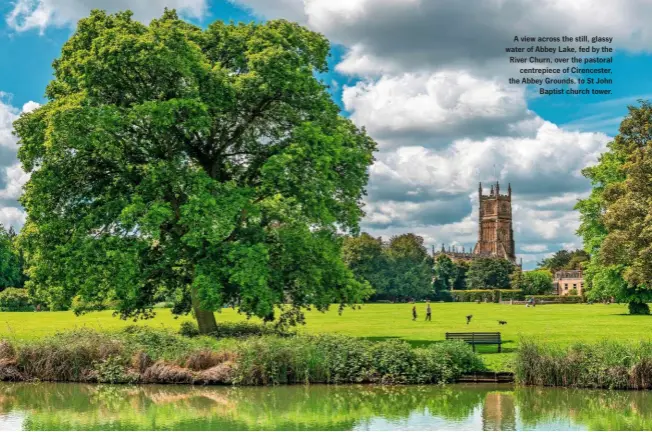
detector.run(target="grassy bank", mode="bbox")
[515,340,652,390]
[1,303,649,371]
[0,327,484,386]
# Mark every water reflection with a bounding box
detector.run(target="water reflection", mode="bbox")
[0,382,648,430]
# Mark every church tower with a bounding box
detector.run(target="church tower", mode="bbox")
[472,181,516,263]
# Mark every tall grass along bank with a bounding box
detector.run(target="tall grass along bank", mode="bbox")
[0,327,484,386]
[516,340,652,390]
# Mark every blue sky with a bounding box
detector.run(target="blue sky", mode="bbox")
[1,0,652,269]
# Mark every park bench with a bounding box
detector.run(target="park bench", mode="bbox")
[445,332,502,353]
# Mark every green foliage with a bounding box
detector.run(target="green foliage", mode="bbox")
[516,340,652,389]
[5,327,483,385]
[0,288,34,312]
[0,225,23,290]
[531,295,583,303]
[71,295,119,314]
[512,270,553,295]
[466,258,514,289]
[452,260,469,290]
[14,10,376,332]
[342,233,386,296]
[450,289,523,302]
[537,249,589,273]
[179,321,200,338]
[577,100,652,313]
[433,254,456,293]
[343,232,437,301]
[93,355,136,384]
[628,301,650,315]
[383,234,434,301]
[231,335,484,385]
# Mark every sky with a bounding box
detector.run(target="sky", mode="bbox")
[1,0,652,269]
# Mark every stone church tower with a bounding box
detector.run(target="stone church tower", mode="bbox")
[472,181,516,263]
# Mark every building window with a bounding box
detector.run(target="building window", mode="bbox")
[564,284,568,290]
[573,284,577,290]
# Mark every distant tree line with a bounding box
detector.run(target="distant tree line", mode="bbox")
[343,232,560,302]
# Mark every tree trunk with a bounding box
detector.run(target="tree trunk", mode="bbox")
[191,288,218,334]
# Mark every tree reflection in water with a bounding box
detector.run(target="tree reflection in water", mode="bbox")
[0,382,649,430]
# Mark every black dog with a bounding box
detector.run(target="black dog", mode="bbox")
[498,320,507,325]
[466,315,473,325]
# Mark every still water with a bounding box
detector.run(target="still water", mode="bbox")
[0,382,649,431]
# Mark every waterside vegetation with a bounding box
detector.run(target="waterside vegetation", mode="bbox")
[0,326,483,386]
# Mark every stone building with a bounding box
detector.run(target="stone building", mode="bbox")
[434,181,520,266]
[553,270,585,296]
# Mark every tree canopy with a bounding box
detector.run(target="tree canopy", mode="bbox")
[0,225,22,290]
[577,100,652,314]
[384,234,434,301]
[466,258,514,289]
[511,269,553,295]
[342,232,434,301]
[13,10,376,332]
[537,249,589,273]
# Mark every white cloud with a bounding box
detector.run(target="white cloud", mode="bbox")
[22,101,40,113]
[228,0,306,23]
[343,71,530,148]
[522,244,549,253]
[0,163,30,200]
[6,0,208,33]
[305,0,652,77]
[0,95,36,230]
[0,207,26,229]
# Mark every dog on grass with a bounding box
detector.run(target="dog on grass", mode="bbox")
[466,315,473,325]
[498,320,507,325]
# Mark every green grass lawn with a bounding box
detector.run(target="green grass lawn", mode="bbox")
[2,302,651,371]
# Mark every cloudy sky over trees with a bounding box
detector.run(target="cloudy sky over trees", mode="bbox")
[2,0,652,267]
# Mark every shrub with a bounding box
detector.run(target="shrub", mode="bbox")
[451,289,523,302]
[629,301,650,315]
[434,290,453,302]
[179,321,200,338]
[532,295,583,304]
[515,340,652,390]
[2,329,484,386]
[0,288,33,312]
[210,321,294,338]
[16,329,124,381]
[231,334,483,386]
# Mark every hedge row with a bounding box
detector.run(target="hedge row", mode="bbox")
[532,295,583,304]
[451,289,524,302]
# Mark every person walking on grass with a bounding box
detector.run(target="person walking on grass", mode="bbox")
[412,305,417,321]
[425,301,432,321]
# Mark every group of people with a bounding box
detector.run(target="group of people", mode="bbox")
[412,302,432,321]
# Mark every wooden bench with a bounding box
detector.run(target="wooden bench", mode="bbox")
[445,332,502,352]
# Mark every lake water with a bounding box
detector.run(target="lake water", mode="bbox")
[0,382,649,430]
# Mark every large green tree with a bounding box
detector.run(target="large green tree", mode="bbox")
[510,269,553,295]
[383,234,434,301]
[341,233,386,296]
[13,10,376,332]
[466,258,514,289]
[577,100,652,314]
[433,254,456,293]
